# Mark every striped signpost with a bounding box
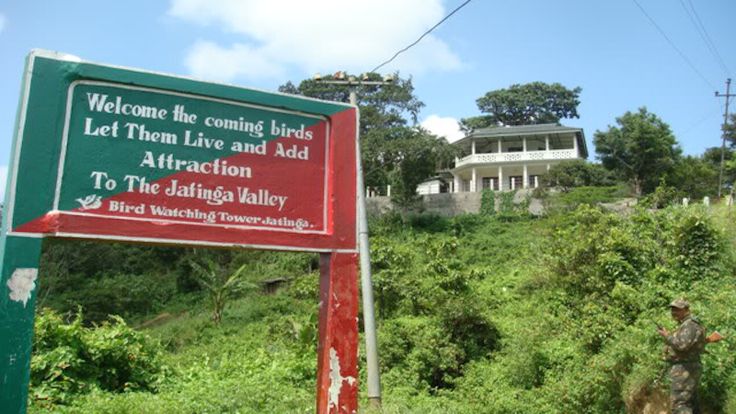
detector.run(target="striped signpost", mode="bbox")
[1,50,359,413]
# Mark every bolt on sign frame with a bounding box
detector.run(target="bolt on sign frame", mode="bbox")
[0,50,359,414]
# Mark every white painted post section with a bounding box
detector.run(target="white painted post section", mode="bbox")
[471,168,477,192]
[523,164,529,189]
[498,139,502,153]
[387,185,391,197]
[471,139,476,155]
[573,135,578,156]
[545,135,549,151]
[453,176,461,193]
[498,166,504,191]
[523,136,527,153]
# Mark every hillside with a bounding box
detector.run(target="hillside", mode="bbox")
[29,204,736,413]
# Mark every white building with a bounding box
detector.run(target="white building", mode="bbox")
[416,177,447,195]
[449,123,587,193]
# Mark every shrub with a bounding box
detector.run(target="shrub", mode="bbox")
[480,189,495,216]
[31,309,166,405]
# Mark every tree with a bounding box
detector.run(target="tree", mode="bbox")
[594,107,681,196]
[379,128,456,205]
[280,73,456,199]
[666,155,719,200]
[189,259,253,324]
[541,160,617,192]
[279,72,423,135]
[460,82,581,130]
[724,113,736,148]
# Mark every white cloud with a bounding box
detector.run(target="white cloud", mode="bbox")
[421,115,464,142]
[169,0,463,82]
[185,40,286,82]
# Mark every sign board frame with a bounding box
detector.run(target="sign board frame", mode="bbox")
[0,50,360,413]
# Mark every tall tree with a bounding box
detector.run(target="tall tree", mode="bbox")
[666,155,719,199]
[541,160,617,192]
[279,72,423,134]
[724,113,736,148]
[594,107,681,196]
[460,82,581,130]
[279,73,456,201]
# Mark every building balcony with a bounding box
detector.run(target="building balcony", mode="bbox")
[454,149,579,169]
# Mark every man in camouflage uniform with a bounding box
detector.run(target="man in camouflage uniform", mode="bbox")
[657,299,706,414]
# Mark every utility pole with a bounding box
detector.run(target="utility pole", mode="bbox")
[314,71,393,409]
[715,78,733,198]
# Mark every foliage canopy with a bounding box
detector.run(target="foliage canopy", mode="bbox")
[461,82,582,130]
[594,107,681,195]
[279,72,456,202]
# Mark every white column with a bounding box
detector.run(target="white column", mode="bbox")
[523,136,527,153]
[523,164,529,189]
[471,139,476,155]
[471,168,477,192]
[545,134,549,151]
[453,175,461,193]
[498,139,502,153]
[498,166,504,191]
[387,185,391,197]
[573,135,578,155]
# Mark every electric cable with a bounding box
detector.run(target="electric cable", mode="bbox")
[631,0,717,90]
[370,0,472,74]
[678,0,731,77]
[686,0,731,76]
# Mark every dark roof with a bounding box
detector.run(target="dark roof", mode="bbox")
[453,123,588,158]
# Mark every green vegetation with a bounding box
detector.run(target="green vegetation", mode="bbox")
[460,82,582,130]
[594,107,682,196]
[279,73,458,203]
[28,203,736,413]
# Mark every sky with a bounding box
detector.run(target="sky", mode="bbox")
[1,0,735,197]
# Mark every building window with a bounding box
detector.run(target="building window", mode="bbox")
[529,175,540,188]
[482,177,499,191]
[509,176,523,190]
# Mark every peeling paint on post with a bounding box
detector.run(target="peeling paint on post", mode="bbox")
[7,268,39,307]
[0,237,43,412]
[316,253,359,414]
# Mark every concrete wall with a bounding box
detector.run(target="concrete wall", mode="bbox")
[421,192,482,216]
[366,189,542,217]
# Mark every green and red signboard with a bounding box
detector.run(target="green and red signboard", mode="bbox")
[1,50,360,413]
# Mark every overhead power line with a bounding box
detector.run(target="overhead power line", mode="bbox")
[686,0,731,77]
[631,0,717,90]
[678,0,731,77]
[370,0,473,74]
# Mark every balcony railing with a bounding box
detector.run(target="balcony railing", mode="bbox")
[455,149,578,168]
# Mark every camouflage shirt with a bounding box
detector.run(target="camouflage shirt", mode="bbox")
[665,315,706,363]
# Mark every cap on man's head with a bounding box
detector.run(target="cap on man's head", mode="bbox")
[669,298,690,309]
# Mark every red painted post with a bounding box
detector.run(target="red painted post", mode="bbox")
[316,252,359,414]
